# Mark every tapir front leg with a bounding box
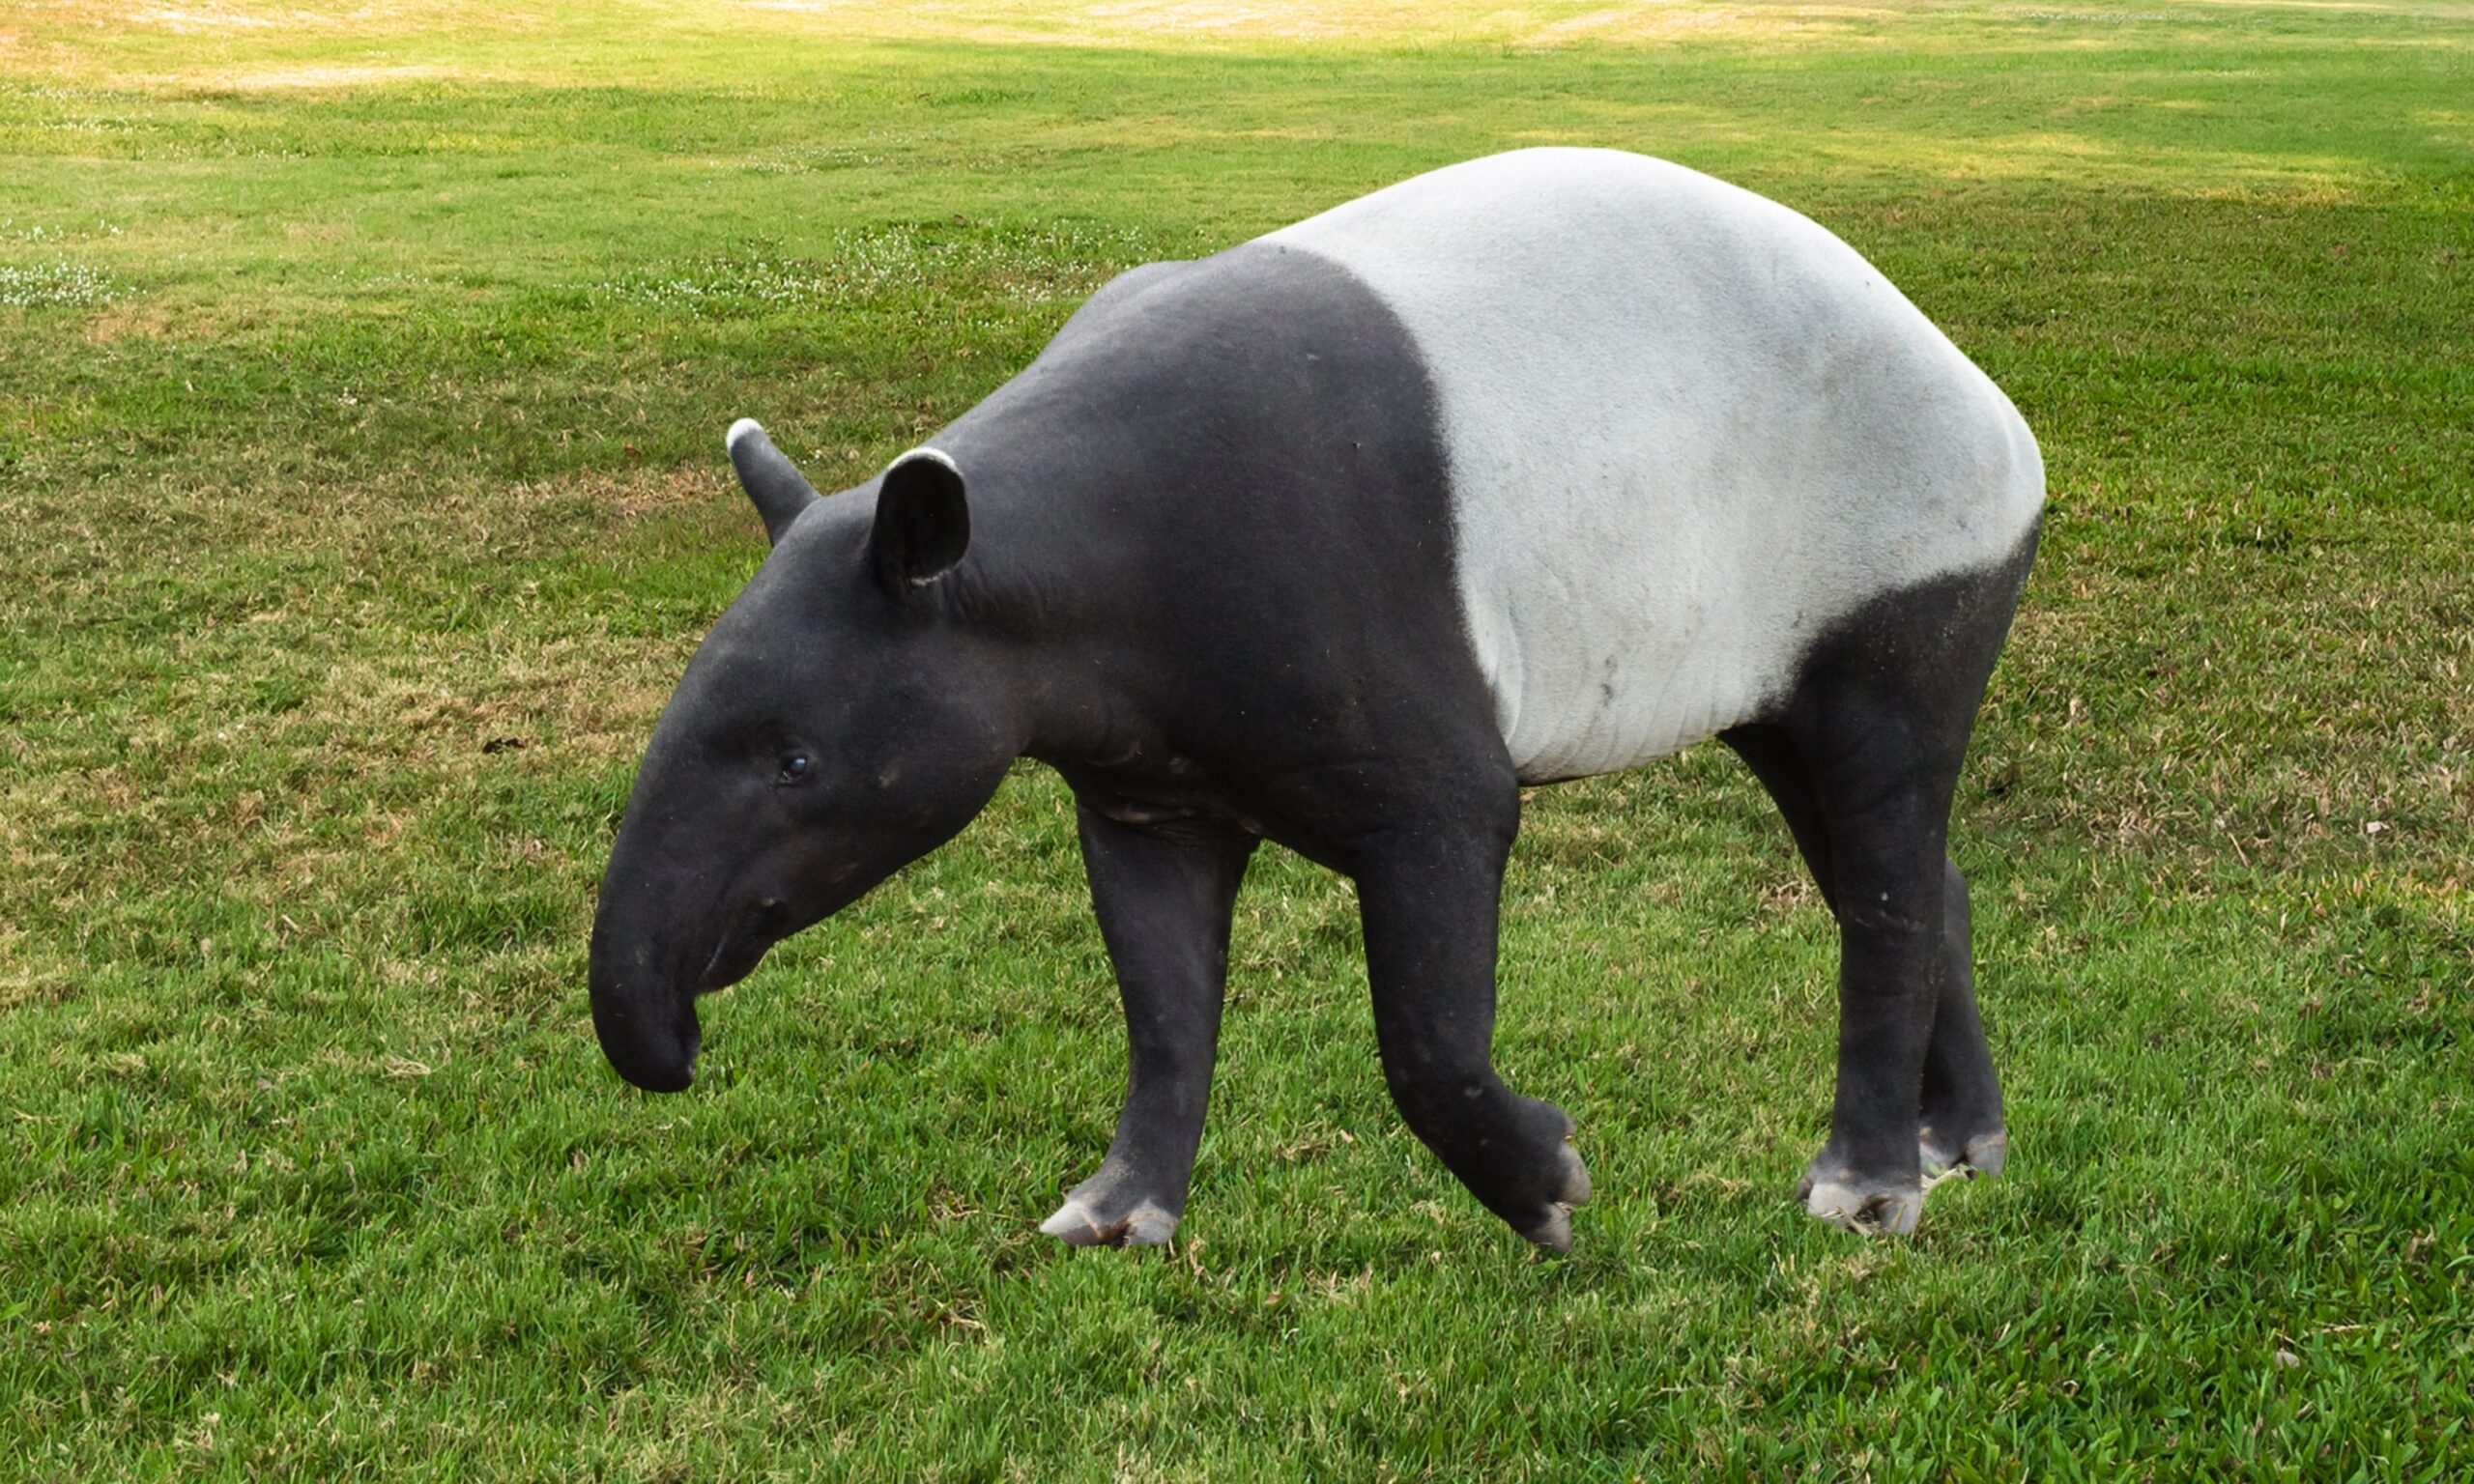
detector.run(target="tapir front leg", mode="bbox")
[1041,807,1254,1247]
[1354,813,1593,1251]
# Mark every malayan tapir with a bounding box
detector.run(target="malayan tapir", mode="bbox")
[588,148,2042,1250]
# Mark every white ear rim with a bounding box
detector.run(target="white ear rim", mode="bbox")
[888,445,961,476]
[726,417,765,453]
[872,446,969,588]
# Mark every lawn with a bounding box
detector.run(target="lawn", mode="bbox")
[1,1,2468,1478]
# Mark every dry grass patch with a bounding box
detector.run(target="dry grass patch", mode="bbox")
[194,63,456,89]
[1521,3,1905,46]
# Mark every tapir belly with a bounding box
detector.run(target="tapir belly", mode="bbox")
[1267,149,2044,783]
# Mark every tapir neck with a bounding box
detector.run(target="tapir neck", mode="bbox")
[903,238,1474,793]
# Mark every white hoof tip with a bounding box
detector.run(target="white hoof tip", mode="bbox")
[1805,1180,1922,1237]
[1038,1201,1097,1242]
[1119,1205,1178,1246]
[1555,1143,1593,1208]
[1519,1204,1576,1254]
[1039,1199,1176,1248]
[726,417,765,452]
[1921,1129,2007,1186]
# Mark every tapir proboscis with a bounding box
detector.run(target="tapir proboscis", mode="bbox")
[588,148,2043,1250]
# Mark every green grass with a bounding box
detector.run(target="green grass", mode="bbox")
[2,1,2468,1477]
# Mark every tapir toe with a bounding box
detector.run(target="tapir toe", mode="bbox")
[1040,1198,1179,1248]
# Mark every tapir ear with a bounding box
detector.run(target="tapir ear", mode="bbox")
[726,418,820,548]
[870,448,970,590]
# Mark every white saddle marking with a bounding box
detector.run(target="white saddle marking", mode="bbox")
[1268,149,2044,782]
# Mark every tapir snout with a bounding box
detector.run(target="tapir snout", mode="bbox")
[587,955,703,1094]
[587,850,716,1093]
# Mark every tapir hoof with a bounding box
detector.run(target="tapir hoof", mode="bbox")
[1920,1127,2007,1187]
[1800,1142,1929,1237]
[1514,1140,1594,1253]
[1040,1197,1179,1248]
[1799,1179,1922,1236]
[1796,1151,1923,1236]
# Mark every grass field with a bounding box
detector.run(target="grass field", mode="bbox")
[3,1,2469,1477]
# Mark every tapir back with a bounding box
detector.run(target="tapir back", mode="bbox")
[1267,149,2045,782]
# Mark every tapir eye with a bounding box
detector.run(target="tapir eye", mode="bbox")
[777,752,814,785]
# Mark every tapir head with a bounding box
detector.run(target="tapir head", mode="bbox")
[588,420,1019,1092]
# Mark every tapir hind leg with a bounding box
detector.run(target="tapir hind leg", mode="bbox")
[1915,858,2007,1184]
[1351,802,1593,1251]
[1721,541,2030,1234]
[1041,807,1255,1247]
[1725,725,2007,1210]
